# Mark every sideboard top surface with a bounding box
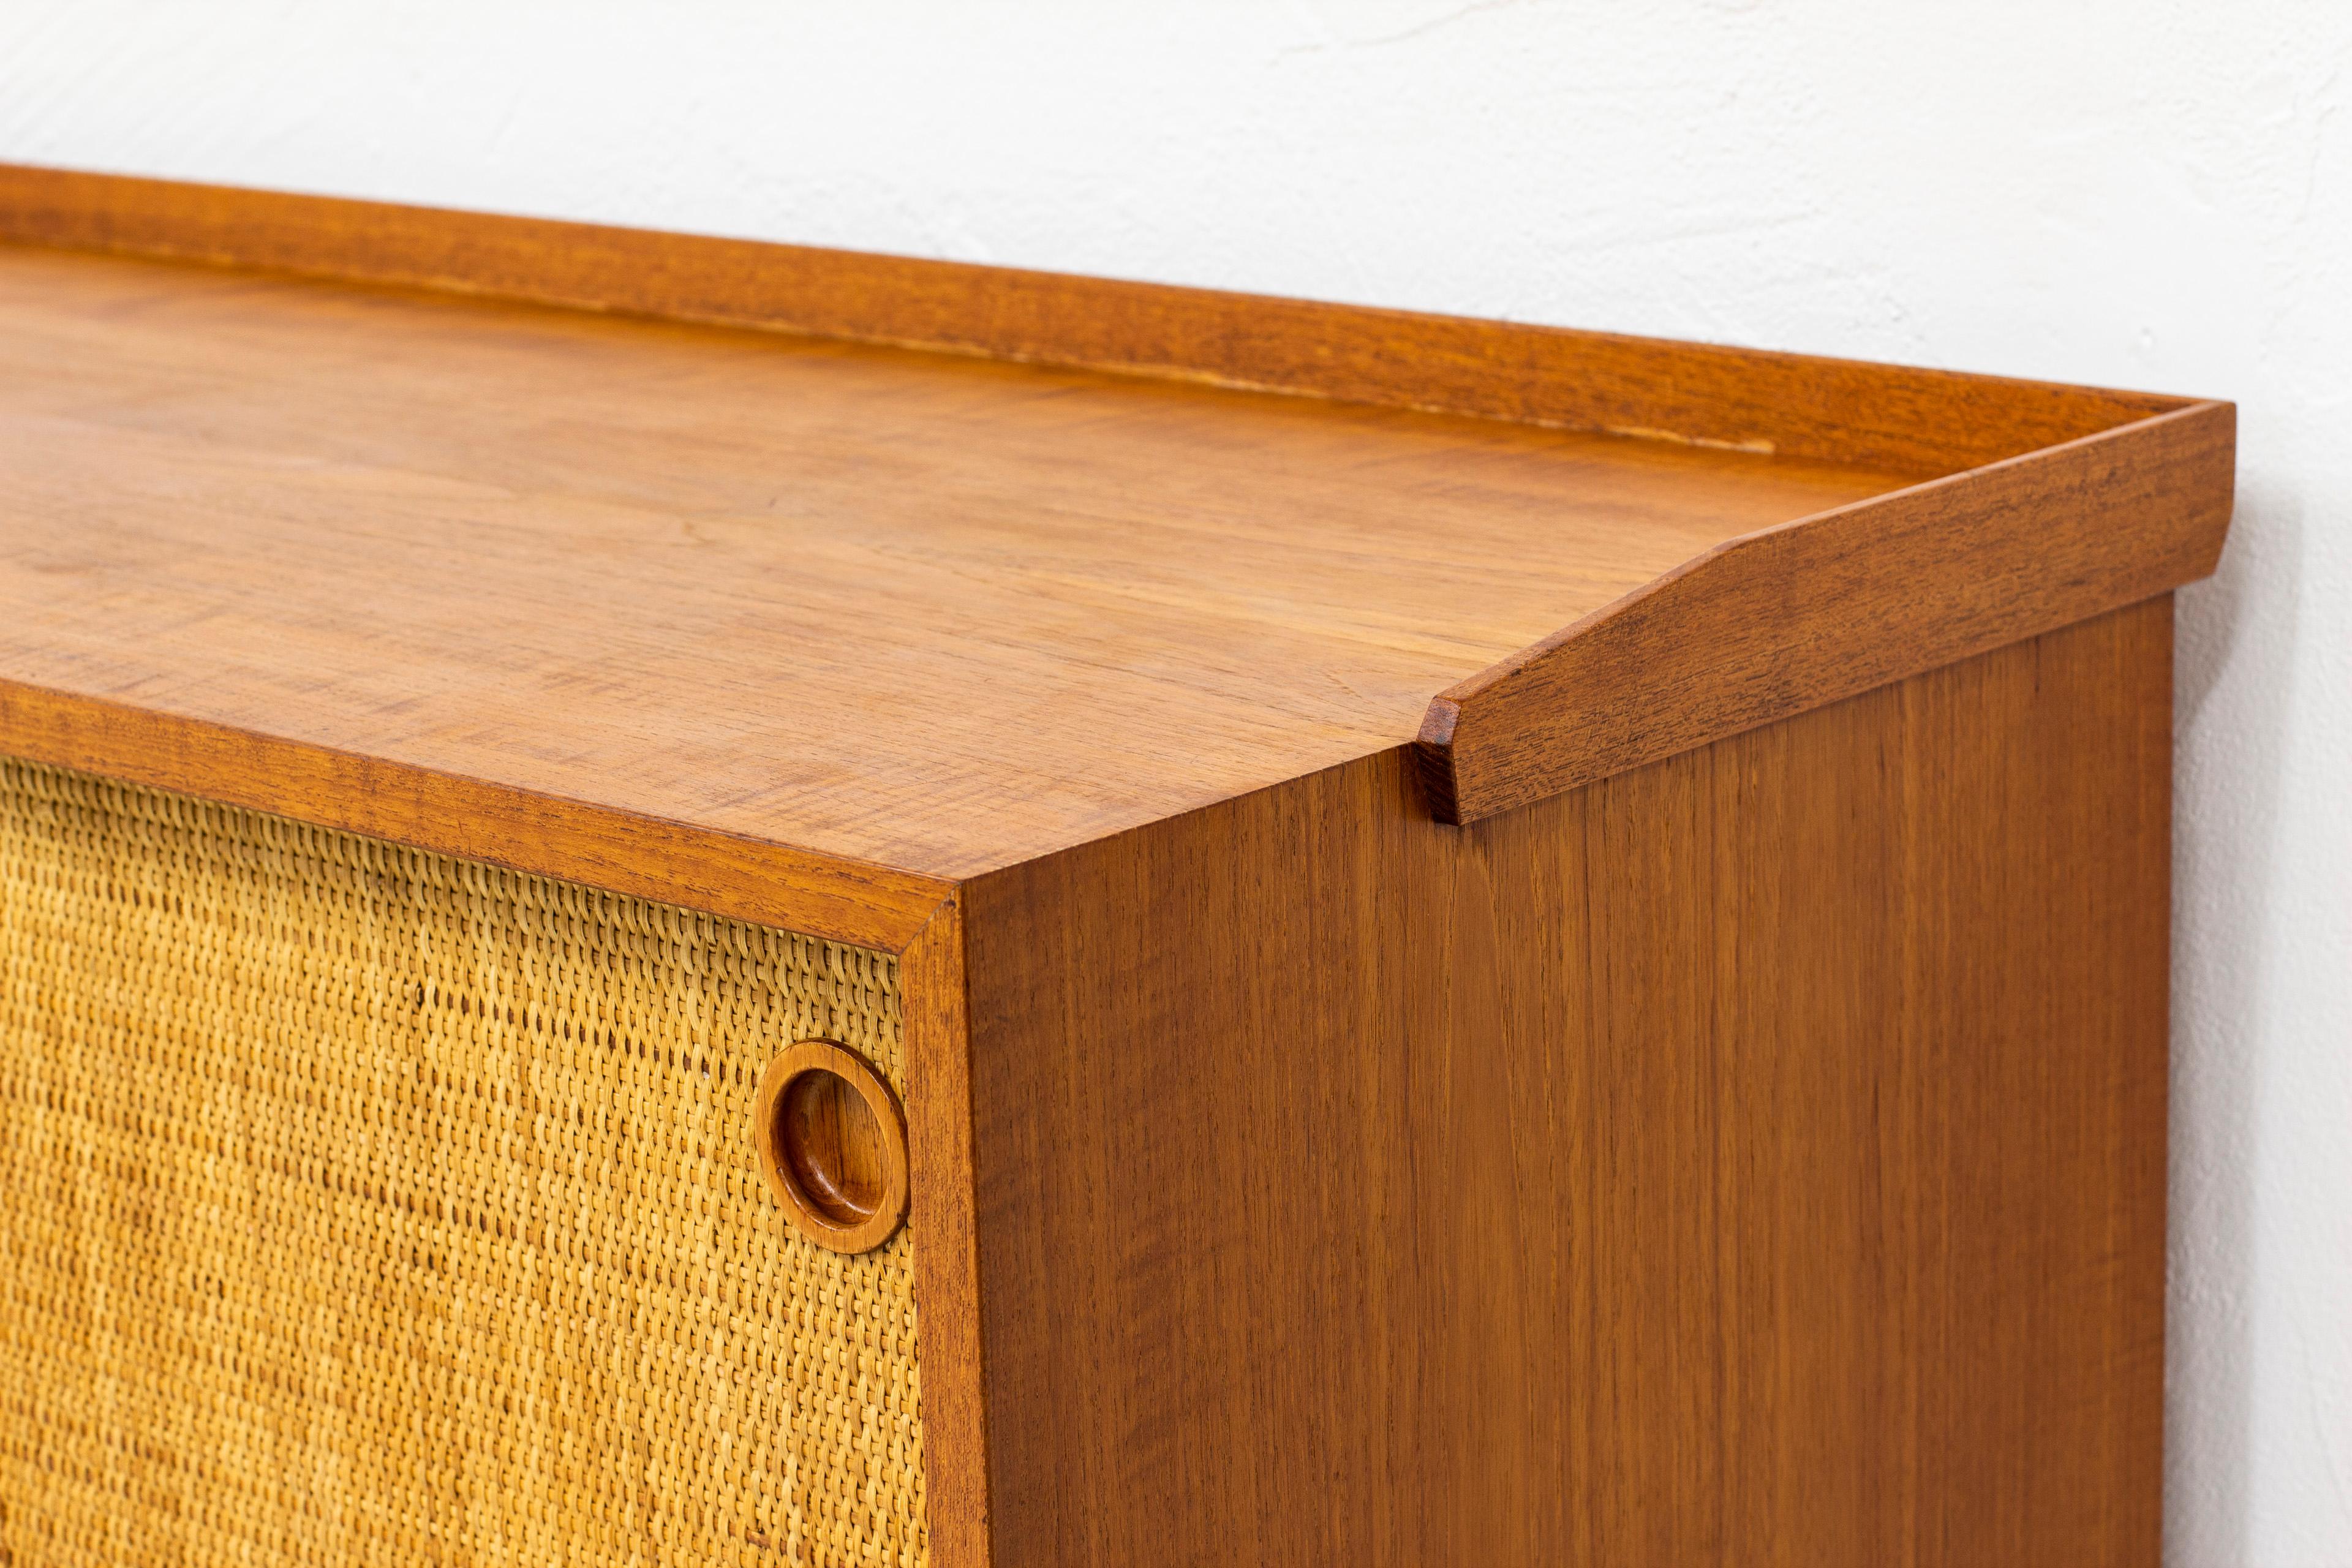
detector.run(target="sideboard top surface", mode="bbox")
[0,165,2233,927]
[0,241,1897,880]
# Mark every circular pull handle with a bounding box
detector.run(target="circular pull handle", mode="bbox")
[753,1040,910,1255]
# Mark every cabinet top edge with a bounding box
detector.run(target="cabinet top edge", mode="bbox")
[0,162,2231,862]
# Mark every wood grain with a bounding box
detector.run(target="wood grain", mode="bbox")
[902,898,995,1568]
[1420,399,2234,822]
[755,1039,912,1256]
[959,600,2172,1567]
[0,161,2185,475]
[0,164,2206,1568]
[0,679,946,952]
[0,241,1898,880]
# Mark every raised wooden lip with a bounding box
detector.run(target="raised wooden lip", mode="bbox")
[0,162,2186,473]
[0,161,2236,838]
[1419,399,2236,822]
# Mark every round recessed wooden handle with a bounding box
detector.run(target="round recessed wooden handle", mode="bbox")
[753,1040,910,1254]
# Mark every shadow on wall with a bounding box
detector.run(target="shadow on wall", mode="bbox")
[2168,469,2302,1568]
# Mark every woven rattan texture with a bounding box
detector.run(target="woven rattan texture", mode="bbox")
[0,757,929,1568]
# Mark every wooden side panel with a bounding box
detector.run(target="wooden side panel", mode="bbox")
[960,600,2171,1567]
[1420,401,2232,823]
[0,162,2182,474]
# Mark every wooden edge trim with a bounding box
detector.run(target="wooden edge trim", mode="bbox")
[0,680,949,952]
[1418,399,2236,823]
[901,895,993,1568]
[0,161,2182,475]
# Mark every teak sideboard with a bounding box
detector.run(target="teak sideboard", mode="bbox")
[0,165,2231,1568]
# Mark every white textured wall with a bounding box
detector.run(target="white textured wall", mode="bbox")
[4,4,2345,1561]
